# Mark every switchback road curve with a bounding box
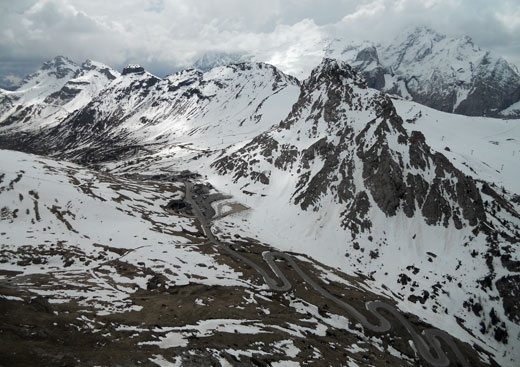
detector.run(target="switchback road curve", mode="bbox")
[184,182,470,367]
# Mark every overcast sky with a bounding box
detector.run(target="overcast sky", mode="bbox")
[1,0,520,82]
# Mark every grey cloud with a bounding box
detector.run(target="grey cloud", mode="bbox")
[27,1,99,33]
[0,0,519,83]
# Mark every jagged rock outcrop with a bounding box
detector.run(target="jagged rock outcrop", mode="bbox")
[121,64,146,75]
[213,58,489,231]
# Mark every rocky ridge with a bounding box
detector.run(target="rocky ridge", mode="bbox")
[211,58,520,364]
[0,59,300,164]
[213,59,488,231]
[325,26,520,118]
[0,56,119,131]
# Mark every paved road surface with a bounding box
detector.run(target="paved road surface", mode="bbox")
[184,182,470,367]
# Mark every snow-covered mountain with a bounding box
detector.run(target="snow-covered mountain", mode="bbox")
[0,57,300,165]
[0,56,119,131]
[1,54,520,366]
[193,51,252,71]
[206,59,520,365]
[1,147,496,366]
[325,26,520,118]
[23,62,298,165]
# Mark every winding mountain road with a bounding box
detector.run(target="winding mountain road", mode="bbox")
[184,181,470,367]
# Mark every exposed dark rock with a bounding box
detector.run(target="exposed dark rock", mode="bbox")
[500,254,520,272]
[40,56,77,79]
[251,171,270,185]
[146,275,161,290]
[44,86,82,105]
[408,290,430,304]
[166,199,193,215]
[493,324,509,344]
[341,191,372,235]
[122,65,146,75]
[274,144,298,171]
[455,71,520,117]
[495,275,520,324]
[397,273,412,286]
[354,46,386,90]
[212,134,281,183]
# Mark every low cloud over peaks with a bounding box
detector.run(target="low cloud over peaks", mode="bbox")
[1,0,519,81]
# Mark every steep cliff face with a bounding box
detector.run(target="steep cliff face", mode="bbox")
[213,58,488,231]
[326,27,520,118]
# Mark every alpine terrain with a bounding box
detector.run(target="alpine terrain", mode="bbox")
[324,26,520,118]
[0,31,519,367]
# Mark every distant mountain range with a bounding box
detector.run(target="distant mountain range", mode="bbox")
[3,27,519,120]
[325,26,520,118]
[192,51,251,71]
[192,26,520,118]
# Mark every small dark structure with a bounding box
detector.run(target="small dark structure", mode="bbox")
[179,170,200,180]
[193,183,211,196]
[166,199,193,215]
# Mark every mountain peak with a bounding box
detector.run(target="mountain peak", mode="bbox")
[39,55,78,79]
[122,64,146,75]
[14,55,80,92]
[45,55,76,65]
[411,25,437,34]
[306,58,367,90]
[328,27,520,117]
[387,25,446,53]
[406,25,443,39]
[193,51,250,71]
[80,59,119,80]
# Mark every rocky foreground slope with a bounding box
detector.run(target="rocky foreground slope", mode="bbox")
[0,148,488,367]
